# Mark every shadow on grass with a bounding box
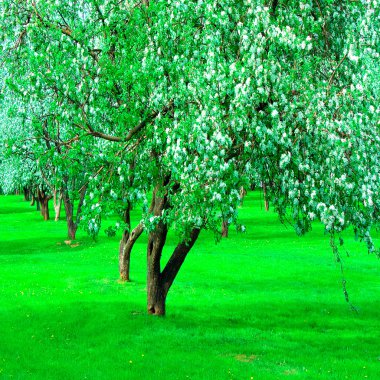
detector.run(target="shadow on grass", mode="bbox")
[0,236,97,256]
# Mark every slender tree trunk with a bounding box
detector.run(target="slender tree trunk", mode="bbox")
[239,186,247,205]
[263,183,269,211]
[62,194,77,240]
[61,178,87,240]
[119,223,144,281]
[53,190,63,221]
[30,193,35,206]
[221,220,229,237]
[23,186,30,201]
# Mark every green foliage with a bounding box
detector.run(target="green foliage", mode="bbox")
[0,1,379,271]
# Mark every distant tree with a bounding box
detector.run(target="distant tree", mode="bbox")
[0,0,379,315]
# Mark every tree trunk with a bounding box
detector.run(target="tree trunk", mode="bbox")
[40,199,50,220]
[263,183,269,211]
[147,219,168,315]
[119,223,144,281]
[53,190,63,221]
[147,276,167,316]
[62,194,77,240]
[148,227,201,316]
[61,178,87,240]
[221,220,229,237]
[239,186,247,205]
[145,182,201,316]
[37,188,51,221]
[147,222,200,315]
[146,186,169,315]
[23,186,31,201]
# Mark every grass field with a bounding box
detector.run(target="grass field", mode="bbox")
[0,193,379,379]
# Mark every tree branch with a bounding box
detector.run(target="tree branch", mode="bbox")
[161,228,201,295]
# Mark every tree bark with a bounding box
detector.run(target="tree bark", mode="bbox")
[23,186,31,201]
[62,191,76,239]
[145,182,201,316]
[37,188,51,221]
[147,226,201,316]
[53,189,63,221]
[62,177,87,240]
[239,186,247,205]
[161,228,200,295]
[119,222,144,281]
[146,186,169,315]
[30,193,35,206]
[221,220,229,237]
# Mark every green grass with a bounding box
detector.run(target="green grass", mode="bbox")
[0,193,379,380]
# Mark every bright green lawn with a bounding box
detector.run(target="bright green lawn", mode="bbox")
[0,193,379,379]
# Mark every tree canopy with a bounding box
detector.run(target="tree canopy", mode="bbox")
[0,0,379,314]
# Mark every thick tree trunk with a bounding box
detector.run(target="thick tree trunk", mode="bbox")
[147,276,166,316]
[119,223,144,281]
[147,220,168,315]
[146,186,169,315]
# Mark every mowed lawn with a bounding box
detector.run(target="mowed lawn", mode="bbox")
[0,193,379,380]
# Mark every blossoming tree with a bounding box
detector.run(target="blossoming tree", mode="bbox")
[1,0,379,315]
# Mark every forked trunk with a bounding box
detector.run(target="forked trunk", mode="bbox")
[147,223,200,316]
[145,183,201,316]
